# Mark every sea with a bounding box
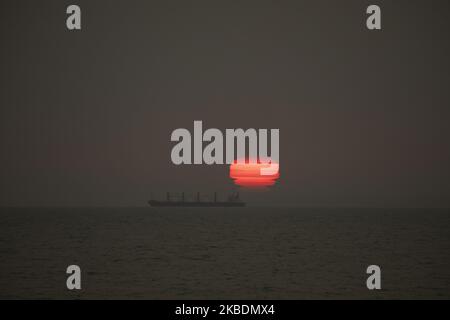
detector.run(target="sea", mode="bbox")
[0,207,449,299]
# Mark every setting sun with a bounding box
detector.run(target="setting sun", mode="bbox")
[229,160,280,188]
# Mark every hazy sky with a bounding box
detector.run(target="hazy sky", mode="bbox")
[1,0,449,206]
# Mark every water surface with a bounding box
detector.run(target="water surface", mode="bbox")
[0,207,449,299]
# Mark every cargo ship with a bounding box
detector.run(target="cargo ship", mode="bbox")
[148,192,245,207]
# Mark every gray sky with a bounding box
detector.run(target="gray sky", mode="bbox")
[1,0,450,206]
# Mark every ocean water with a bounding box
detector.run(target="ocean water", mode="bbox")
[0,207,449,299]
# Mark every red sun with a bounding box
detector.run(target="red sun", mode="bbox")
[229,160,280,188]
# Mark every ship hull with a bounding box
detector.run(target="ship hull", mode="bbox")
[148,200,245,207]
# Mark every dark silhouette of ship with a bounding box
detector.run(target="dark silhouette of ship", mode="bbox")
[148,192,245,207]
